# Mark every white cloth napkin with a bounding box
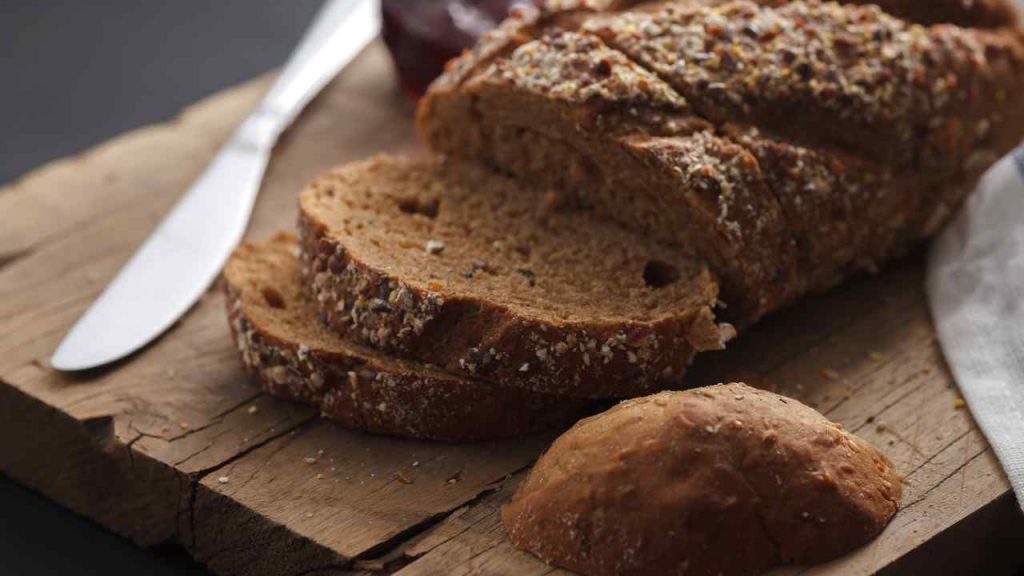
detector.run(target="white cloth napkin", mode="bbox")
[927,146,1024,510]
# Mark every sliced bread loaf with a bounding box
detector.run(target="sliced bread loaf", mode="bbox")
[419,0,1024,321]
[297,156,732,399]
[421,28,801,322]
[223,233,592,441]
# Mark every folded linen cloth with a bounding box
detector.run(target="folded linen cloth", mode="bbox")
[927,146,1024,510]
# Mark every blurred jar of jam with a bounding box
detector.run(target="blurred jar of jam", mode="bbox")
[382,0,527,100]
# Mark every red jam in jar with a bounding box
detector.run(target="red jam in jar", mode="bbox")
[382,0,526,100]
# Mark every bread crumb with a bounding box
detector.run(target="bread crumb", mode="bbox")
[246,405,259,415]
[412,461,420,467]
[718,323,738,344]
[316,473,324,480]
[305,512,315,518]
[395,471,413,484]
[953,398,966,410]
[179,421,190,430]
[425,239,446,255]
[305,457,318,465]
[217,476,230,484]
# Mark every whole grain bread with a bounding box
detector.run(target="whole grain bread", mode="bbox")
[419,0,1024,322]
[223,233,593,441]
[297,155,732,399]
[502,382,902,576]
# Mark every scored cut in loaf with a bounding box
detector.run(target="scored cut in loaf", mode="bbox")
[419,0,1024,323]
[223,233,594,441]
[298,155,733,399]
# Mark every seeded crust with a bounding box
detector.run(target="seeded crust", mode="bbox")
[436,0,1019,94]
[585,1,1024,171]
[761,0,1021,29]
[297,156,731,399]
[223,233,593,441]
[502,383,902,576]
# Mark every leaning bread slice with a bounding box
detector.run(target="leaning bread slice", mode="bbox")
[224,233,591,441]
[298,156,730,399]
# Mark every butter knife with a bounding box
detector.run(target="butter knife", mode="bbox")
[51,0,381,371]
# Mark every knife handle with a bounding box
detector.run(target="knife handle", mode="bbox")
[238,0,381,151]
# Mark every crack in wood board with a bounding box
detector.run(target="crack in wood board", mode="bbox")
[349,472,524,573]
[388,470,566,576]
[187,417,556,574]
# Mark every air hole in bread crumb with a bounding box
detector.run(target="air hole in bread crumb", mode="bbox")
[397,197,440,218]
[261,286,286,309]
[643,260,680,289]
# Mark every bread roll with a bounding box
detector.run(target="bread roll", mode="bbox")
[503,383,902,575]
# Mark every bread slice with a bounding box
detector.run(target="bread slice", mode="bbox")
[419,0,1024,321]
[223,233,593,441]
[298,156,731,399]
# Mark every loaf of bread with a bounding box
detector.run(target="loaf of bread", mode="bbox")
[420,0,1024,322]
[502,383,902,576]
[223,233,594,441]
[298,155,733,398]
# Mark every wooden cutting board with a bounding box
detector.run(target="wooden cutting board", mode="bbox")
[0,43,1016,575]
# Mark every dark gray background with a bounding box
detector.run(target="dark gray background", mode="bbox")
[0,1,321,573]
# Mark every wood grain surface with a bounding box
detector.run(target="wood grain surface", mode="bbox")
[0,43,1013,575]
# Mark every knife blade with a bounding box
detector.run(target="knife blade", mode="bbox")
[51,0,381,371]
